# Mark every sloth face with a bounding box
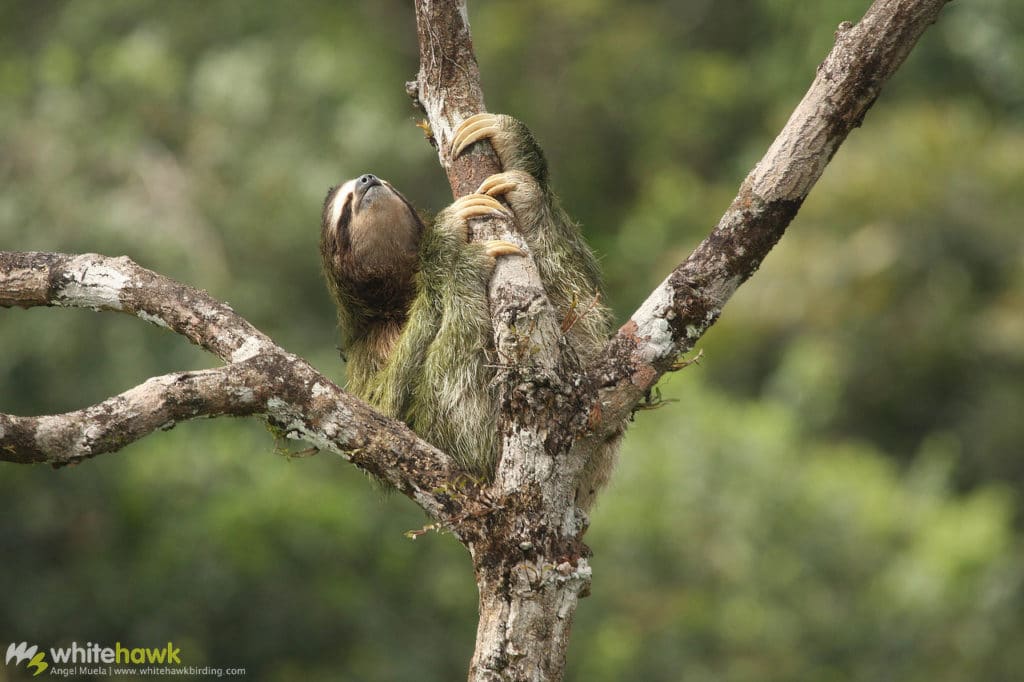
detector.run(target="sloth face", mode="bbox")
[321,174,424,279]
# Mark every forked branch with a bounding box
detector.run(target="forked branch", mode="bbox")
[408,0,952,485]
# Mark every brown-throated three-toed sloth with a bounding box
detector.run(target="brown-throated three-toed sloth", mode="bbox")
[320,114,614,508]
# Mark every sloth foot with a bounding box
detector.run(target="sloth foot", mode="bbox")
[452,113,503,158]
[477,172,520,198]
[483,239,525,259]
[449,193,511,241]
[448,194,523,258]
[451,193,510,222]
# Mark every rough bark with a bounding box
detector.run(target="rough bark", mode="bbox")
[0,0,952,679]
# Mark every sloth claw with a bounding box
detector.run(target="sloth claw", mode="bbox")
[451,193,510,222]
[477,173,520,198]
[452,113,502,158]
[483,239,525,259]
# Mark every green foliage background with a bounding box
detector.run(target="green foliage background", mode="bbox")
[1,1,1022,679]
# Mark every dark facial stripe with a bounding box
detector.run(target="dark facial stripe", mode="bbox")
[336,194,353,253]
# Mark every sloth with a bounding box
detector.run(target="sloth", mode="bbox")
[320,113,614,507]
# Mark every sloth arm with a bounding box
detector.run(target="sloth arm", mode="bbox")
[453,114,611,358]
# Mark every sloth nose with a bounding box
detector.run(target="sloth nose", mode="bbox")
[358,174,378,185]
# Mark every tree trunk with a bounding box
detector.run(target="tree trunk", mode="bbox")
[470,556,588,681]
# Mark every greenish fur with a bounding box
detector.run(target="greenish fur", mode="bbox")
[373,208,497,475]
[322,115,615,503]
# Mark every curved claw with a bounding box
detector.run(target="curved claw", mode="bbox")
[451,193,510,223]
[483,239,525,259]
[477,173,520,198]
[452,113,501,158]
[455,205,507,222]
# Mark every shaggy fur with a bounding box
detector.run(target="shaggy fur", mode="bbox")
[320,116,615,503]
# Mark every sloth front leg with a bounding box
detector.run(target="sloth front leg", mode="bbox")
[477,169,611,356]
[451,113,602,284]
[452,113,550,186]
[454,114,612,365]
[452,113,581,253]
[452,116,618,510]
[475,170,551,242]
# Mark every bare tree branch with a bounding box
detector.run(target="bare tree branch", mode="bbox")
[589,0,953,432]
[0,251,481,521]
[1,365,260,465]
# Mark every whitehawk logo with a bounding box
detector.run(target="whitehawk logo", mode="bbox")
[5,642,49,677]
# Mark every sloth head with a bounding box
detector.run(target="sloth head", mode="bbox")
[320,174,424,323]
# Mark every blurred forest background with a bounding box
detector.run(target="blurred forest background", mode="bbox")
[1,1,1022,680]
